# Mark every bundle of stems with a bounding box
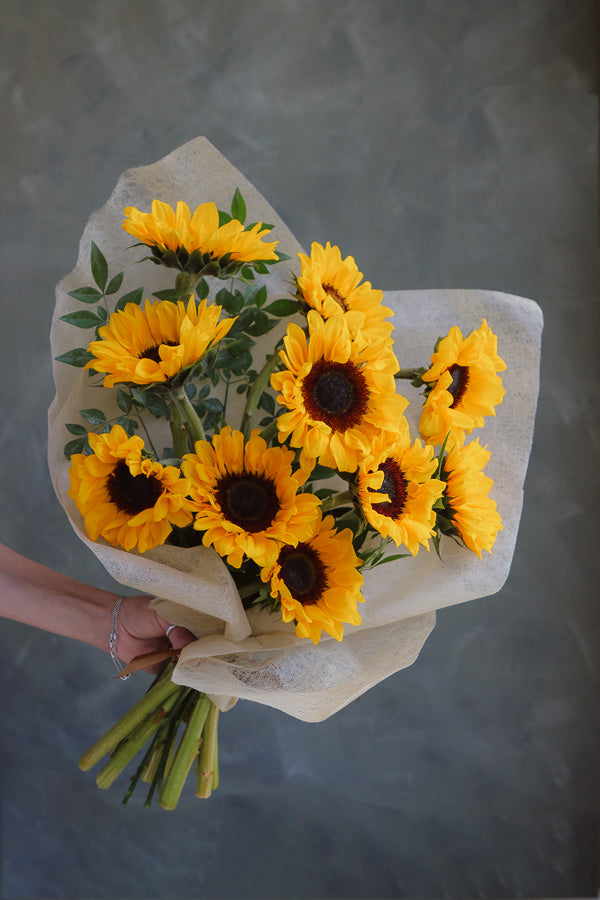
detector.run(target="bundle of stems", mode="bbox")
[79,661,219,809]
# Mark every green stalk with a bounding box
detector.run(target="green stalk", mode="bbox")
[259,419,278,445]
[159,693,212,810]
[196,703,219,798]
[144,689,194,809]
[79,676,181,771]
[320,489,353,514]
[96,690,181,790]
[169,396,190,459]
[172,387,205,445]
[395,367,424,380]
[175,272,200,298]
[240,345,283,439]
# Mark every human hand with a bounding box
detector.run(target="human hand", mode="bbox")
[115,595,196,667]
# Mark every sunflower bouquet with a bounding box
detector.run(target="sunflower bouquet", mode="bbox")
[49,138,542,810]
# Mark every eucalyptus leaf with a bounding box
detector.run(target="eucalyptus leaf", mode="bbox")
[115,417,138,436]
[55,348,95,367]
[116,287,144,311]
[153,288,181,302]
[264,298,299,317]
[64,437,86,458]
[90,242,108,291]
[60,310,103,329]
[231,187,246,224]
[105,272,124,295]
[67,287,103,304]
[196,278,209,300]
[80,408,107,425]
[258,392,275,415]
[116,389,132,414]
[65,422,88,436]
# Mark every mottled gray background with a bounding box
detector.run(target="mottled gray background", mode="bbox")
[1,1,598,898]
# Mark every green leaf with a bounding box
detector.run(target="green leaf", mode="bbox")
[274,251,292,262]
[241,267,255,280]
[116,287,144,311]
[60,310,103,329]
[264,298,299,317]
[131,388,168,419]
[202,397,224,414]
[196,278,209,300]
[218,210,232,227]
[115,416,138,436]
[65,422,87,436]
[116,389,132,414]
[243,310,269,337]
[105,272,124,295]
[55,348,94,367]
[377,553,411,565]
[80,408,107,425]
[231,187,246,224]
[91,242,108,291]
[67,287,103,304]
[258,392,275,415]
[216,287,244,315]
[153,288,181,302]
[307,463,338,481]
[64,437,86,458]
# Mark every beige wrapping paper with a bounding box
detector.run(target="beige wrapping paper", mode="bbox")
[48,137,542,722]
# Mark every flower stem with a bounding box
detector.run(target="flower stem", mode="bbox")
[240,344,283,440]
[175,272,200,298]
[95,689,181,790]
[172,387,206,446]
[320,490,354,514]
[79,675,180,772]
[159,693,212,810]
[169,395,189,459]
[259,419,279,445]
[395,367,425,381]
[196,703,219,798]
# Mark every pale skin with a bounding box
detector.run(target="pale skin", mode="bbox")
[0,543,195,665]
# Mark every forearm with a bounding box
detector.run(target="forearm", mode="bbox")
[0,543,117,652]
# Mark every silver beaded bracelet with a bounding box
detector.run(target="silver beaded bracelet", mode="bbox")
[109,596,130,680]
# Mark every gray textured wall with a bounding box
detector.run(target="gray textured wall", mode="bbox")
[1,1,598,897]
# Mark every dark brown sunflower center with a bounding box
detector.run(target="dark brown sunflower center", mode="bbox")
[106,460,163,516]
[215,473,280,533]
[322,282,348,311]
[369,458,407,519]
[446,364,470,408]
[279,543,328,606]
[139,340,178,363]
[301,360,369,433]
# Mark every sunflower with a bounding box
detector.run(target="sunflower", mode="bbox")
[439,439,503,557]
[68,425,194,553]
[181,427,321,569]
[123,199,279,276]
[85,296,235,388]
[357,429,445,555]
[296,242,393,341]
[261,514,364,644]
[271,311,408,472]
[419,319,506,448]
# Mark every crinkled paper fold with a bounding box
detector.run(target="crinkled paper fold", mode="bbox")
[48,137,543,722]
